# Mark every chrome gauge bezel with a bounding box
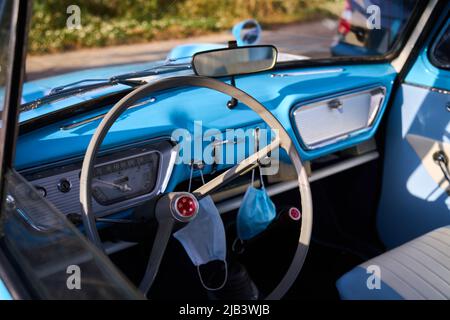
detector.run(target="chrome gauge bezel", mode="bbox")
[21,138,177,218]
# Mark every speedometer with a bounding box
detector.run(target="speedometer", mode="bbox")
[92,152,159,205]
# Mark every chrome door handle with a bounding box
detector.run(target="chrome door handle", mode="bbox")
[328,99,343,113]
[433,151,450,185]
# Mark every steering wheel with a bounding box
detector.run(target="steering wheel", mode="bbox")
[79,76,313,299]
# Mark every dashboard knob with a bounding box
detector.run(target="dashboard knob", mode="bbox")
[58,178,72,193]
[34,186,47,198]
[288,207,302,221]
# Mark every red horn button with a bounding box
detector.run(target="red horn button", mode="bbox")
[288,207,301,221]
[174,195,198,219]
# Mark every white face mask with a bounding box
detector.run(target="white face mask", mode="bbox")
[173,195,228,290]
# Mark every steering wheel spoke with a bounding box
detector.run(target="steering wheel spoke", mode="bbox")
[139,214,174,295]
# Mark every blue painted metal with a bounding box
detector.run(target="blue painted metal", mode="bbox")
[0,279,12,300]
[377,84,450,249]
[166,44,225,62]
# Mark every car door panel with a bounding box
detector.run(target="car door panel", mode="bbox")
[377,14,450,249]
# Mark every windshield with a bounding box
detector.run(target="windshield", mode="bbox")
[23,0,420,109]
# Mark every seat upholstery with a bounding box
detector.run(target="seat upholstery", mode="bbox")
[337,226,450,300]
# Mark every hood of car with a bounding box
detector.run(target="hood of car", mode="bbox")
[19,61,194,123]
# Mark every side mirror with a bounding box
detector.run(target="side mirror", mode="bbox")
[232,19,262,46]
[192,45,278,78]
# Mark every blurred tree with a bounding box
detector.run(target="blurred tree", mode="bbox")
[29,0,341,54]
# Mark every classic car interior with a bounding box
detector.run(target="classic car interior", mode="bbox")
[0,0,449,300]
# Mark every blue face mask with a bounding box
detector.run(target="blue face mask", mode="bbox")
[237,168,276,241]
[173,195,228,290]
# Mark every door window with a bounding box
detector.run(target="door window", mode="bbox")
[431,22,450,69]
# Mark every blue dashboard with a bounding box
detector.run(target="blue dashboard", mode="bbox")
[17,64,396,166]
[16,63,396,216]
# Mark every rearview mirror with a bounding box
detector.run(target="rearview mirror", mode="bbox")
[192,45,278,78]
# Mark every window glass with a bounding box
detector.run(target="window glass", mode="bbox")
[330,0,418,57]
[0,169,141,299]
[431,23,450,69]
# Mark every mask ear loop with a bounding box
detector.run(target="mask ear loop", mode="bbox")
[188,163,194,193]
[233,163,259,253]
[199,167,205,185]
[197,261,228,291]
[253,127,265,190]
[188,161,206,193]
[258,164,265,189]
[251,165,265,190]
[232,237,245,254]
[251,167,256,187]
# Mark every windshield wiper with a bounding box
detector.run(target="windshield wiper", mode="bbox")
[110,62,192,82]
[20,62,192,112]
[21,78,146,112]
[49,62,191,94]
[48,78,145,95]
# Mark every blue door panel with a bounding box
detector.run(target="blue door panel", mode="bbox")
[377,84,450,248]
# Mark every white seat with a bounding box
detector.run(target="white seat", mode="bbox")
[337,226,450,300]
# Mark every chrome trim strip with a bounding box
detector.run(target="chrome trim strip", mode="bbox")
[60,114,104,131]
[404,82,450,95]
[60,96,157,131]
[291,86,386,150]
[271,68,344,78]
[22,138,176,219]
[159,144,178,194]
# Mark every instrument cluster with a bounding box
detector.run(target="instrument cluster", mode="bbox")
[22,140,175,218]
